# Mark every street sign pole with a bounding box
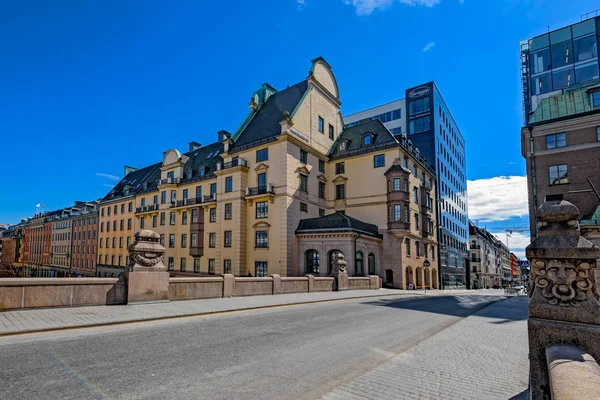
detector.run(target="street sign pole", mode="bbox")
[423,260,431,295]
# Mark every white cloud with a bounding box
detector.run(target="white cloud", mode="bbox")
[467,176,529,222]
[96,173,120,181]
[344,0,440,16]
[422,42,435,52]
[458,0,465,3]
[297,0,306,10]
[492,232,531,252]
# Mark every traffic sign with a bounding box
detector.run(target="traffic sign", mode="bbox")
[423,260,431,268]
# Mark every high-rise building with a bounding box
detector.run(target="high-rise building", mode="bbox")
[520,14,600,237]
[344,82,468,289]
[520,15,600,122]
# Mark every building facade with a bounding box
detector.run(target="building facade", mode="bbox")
[71,203,99,277]
[50,210,73,276]
[510,252,520,284]
[96,58,439,289]
[469,221,504,289]
[520,16,599,121]
[344,81,468,288]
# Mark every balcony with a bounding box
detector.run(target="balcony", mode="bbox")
[245,184,275,205]
[471,257,481,263]
[421,204,433,214]
[387,190,410,203]
[216,158,248,171]
[421,228,432,238]
[158,177,181,186]
[388,220,410,233]
[135,204,159,214]
[420,180,432,191]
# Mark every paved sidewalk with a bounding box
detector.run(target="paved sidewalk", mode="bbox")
[321,296,529,400]
[0,289,422,336]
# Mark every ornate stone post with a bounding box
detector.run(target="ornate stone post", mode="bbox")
[527,201,600,399]
[332,253,348,291]
[125,230,170,304]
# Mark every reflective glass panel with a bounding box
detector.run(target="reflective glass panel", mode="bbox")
[573,34,597,63]
[575,62,599,84]
[531,73,552,95]
[551,40,573,68]
[552,67,574,90]
[530,48,551,74]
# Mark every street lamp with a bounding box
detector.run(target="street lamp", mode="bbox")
[423,259,431,295]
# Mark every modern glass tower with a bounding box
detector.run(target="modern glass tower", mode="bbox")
[345,82,469,288]
[520,15,599,121]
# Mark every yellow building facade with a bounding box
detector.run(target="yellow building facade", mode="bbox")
[99,58,439,289]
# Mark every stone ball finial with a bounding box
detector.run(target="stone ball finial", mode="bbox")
[282,111,290,119]
[135,229,161,242]
[536,201,580,235]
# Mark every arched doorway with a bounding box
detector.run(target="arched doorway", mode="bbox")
[328,250,343,275]
[432,268,438,289]
[368,253,376,275]
[355,251,364,276]
[305,250,320,274]
[405,266,414,289]
[416,267,423,288]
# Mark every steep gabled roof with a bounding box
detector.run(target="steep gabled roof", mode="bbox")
[101,163,161,202]
[296,212,382,238]
[328,119,398,160]
[229,80,309,153]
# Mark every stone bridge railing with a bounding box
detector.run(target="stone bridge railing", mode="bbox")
[527,201,600,399]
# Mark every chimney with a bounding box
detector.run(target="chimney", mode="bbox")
[189,141,201,152]
[217,130,231,143]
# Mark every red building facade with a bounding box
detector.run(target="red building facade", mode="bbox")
[71,211,98,276]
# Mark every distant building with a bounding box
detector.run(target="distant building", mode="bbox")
[510,252,520,284]
[469,221,505,289]
[345,82,468,289]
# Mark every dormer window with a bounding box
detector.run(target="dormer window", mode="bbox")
[363,136,371,145]
[339,142,346,151]
[200,168,205,177]
[187,171,193,180]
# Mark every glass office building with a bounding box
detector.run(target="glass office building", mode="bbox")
[345,82,469,288]
[521,16,599,121]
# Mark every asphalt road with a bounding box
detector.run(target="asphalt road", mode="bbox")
[0,293,504,400]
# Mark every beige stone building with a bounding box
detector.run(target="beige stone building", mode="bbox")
[101,58,439,289]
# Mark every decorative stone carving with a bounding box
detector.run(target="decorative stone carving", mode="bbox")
[127,230,165,271]
[125,229,169,304]
[527,200,600,323]
[332,253,347,274]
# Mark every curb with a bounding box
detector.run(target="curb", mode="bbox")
[0,292,418,338]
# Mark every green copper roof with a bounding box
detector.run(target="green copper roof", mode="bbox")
[528,81,600,125]
[580,204,600,226]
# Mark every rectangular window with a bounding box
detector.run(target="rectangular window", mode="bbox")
[255,230,268,248]
[335,162,345,175]
[127,237,131,247]
[546,133,567,149]
[300,149,308,164]
[209,233,216,248]
[180,258,186,272]
[141,198,146,207]
[113,221,117,231]
[196,186,202,199]
[394,205,401,221]
[224,259,232,274]
[256,148,269,162]
[170,190,176,203]
[127,218,132,230]
[101,208,105,217]
[100,222,104,232]
[128,202,132,212]
[300,202,308,212]
[208,259,215,275]
[106,238,109,248]
[319,182,326,199]
[336,184,345,200]
[318,116,324,133]
[594,92,600,107]
[182,189,188,199]
[300,174,308,192]
[424,243,429,259]
[194,259,200,273]
[415,214,420,230]
[191,233,197,247]
[107,207,111,216]
[118,255,123,266]
[209,208,216,223]
[549,164,569,185]
[182,211,188,225]
[373,154,385,168]
[224,203,232,220]
[181,234,187,248]
[319,208,325,216]
[153,195,158,205]
[225,176,233,193]
[416,241,421,257]
[406,239,411,256]
[191,209,198,223]
[319,159,325,173]
[597,126,600,142]
[119,237,123,248]
[120,204,124,214]
[409,115,431,134]
[170,212,175,225]
[255,261,268,277]
[409,97,430,116]
[224,231,232,247]
[120,220,124,231]
[152,215,158,228]
[169,234,175,248]
[168,257,174,271]
[256,201,268,218]
[393,178,401,191]
[161,191,167,204]
[328,124,334,140]
[257,172,267,189]
[210,183,217,196]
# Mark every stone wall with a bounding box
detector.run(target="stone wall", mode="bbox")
[0,278,126,310]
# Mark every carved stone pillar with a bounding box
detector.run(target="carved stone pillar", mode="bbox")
[332,253,348,291]
[125,230,170,304]
[527,201,600,399]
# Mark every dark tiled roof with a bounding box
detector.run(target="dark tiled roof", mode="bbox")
[328,119,398,159]
[229,80,309,153]
[296,212,382,238]
[385,164,411,174]
[101,162,161,202]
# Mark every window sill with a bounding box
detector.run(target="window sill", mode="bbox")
[549,182,570,186]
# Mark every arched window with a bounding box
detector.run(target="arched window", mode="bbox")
[355,251,364,276]
[305,250,320,274]
[328,249,343,275]
[368,253,375,275]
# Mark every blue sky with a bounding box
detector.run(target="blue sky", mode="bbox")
[1,0,598,256]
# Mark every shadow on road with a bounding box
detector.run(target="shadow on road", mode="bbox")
[361,294,529,321]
